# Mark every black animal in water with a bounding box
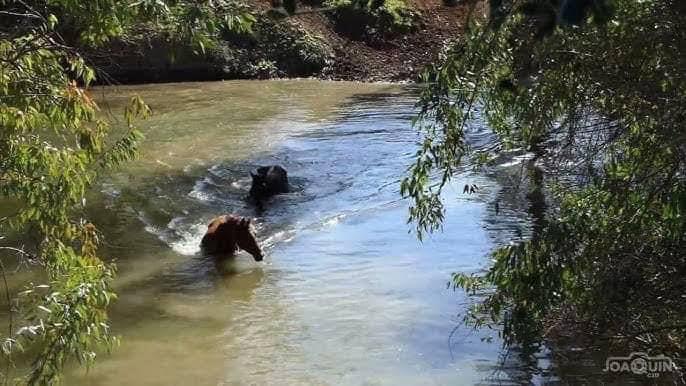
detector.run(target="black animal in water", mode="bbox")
[249,165,289,208]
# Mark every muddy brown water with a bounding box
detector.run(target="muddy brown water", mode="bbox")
[49,80,554,385]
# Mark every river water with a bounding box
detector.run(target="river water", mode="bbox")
[63,80,542,385]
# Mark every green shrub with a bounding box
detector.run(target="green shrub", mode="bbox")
[325,0,418,40]
[252,18,331,76]
[247,59,279,78]
[0,0,254,382]
[87,15,331,81]
[223,17,331,78]
[404,0,686,369]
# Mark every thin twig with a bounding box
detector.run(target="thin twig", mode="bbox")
[0,11,41,18]
[0,257,13,386]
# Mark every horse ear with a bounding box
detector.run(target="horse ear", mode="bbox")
[239,218,251,228]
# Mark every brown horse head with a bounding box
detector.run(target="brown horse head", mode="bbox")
[235,217,263,261]
[201,215,263,261]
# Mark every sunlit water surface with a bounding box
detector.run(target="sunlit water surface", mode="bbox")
[61,80,542,385]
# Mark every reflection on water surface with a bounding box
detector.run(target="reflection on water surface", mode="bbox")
[63,80,540,385]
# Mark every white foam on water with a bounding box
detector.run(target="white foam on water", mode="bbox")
[498,153,535,168]
[322,213,346,227]
[261,229,296,249]
[138,211,206,256]
[169,225,206,255]
[231,179,250,190]
[189,177,215,201]
[207,163,227,178]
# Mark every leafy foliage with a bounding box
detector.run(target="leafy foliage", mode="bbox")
[0,0,252,383]
[222,16,331,78]
[325,0,418,40]
[80,8,328,82]
[405,0,686,364]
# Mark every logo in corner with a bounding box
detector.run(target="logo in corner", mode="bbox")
[604,352,679,378]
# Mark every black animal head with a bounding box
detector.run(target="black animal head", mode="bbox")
[249,170,268,200]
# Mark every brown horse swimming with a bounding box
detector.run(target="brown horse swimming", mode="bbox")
[200,214,263,261]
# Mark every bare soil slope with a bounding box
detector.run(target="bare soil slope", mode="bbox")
[282,0,473,81]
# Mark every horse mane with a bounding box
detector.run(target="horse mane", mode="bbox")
[202,215,242,254]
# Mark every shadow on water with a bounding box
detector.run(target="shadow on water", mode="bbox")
[473,146,658,385]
